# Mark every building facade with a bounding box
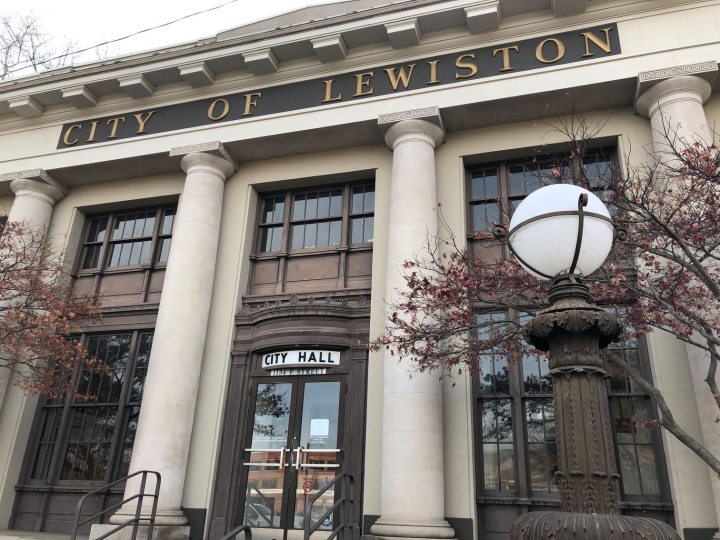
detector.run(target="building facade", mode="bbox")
[0,1,719,539]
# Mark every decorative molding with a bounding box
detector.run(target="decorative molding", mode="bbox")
[169,140,236,169]
[638,61,718,83]
[385,19,421,48]
[9,169,67,202]
[8,96,43,118]
[178,62,216,87]
[243,49,279,75]
[238,291,371,316]
[311,35,347,63]
[62,85,98,108]
[635,61,718,112]
[378,106,444,142]
[552,0,588,17]
[465,1,500,33]
[118,74,155,98]
[511,511,679,539]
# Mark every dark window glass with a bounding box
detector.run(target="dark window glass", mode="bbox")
[475,310,665,503]
[257,182,374,254]
[80,207,175,270]
[468,150,615,235]
[29,332,153,484]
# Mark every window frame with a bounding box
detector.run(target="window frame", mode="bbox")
[76,205,177,274]
[468,149,672,510]
[253,181,375,258]
[22,330,154,488]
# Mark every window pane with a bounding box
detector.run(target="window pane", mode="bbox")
[351,218,364,244]
[330,192,342,216]
[317,221,330,247]
[471,169,498,200]
[329,221,342,246]
[364,216,374,242]
[261,226,284,253]
[304,222,317,248]
[82,245,101,269]
[363,187,375,213]
[472,203,500,232]
[523,354,550,394]
[157,238,171,263]
[352,188,364,214]
[483,444,499,490]
[619,445,641,495]
[638,445,661,495]
[317,192,330,218]
[142,216,156,237]
[291,225,304,250]
[118,243,132,266]
[161,209,176,235]
[305,194,318,219]
[293,194,306,220]
[129,241,143,265]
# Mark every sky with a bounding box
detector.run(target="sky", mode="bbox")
[6,0,345,70]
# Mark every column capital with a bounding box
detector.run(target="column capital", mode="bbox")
[379,107,445,150]
[169,141,237,180]
[5,169,67,205]
[635,61,717,118]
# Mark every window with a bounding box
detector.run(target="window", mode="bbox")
[469,151,669,508]
[29,332,152,484]
[257,182,374,254]
[468,150,614,235]
[80,206,176,270]
[475,314,665,502]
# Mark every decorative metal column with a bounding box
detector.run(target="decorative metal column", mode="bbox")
[510,277,679,539]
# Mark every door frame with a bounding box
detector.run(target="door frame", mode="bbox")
[240,375,348,532]
[208,295,370,540]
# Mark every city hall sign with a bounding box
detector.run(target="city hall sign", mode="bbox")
[58,24,620,148]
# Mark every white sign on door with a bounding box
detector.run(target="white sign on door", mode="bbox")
[261,350,340,370]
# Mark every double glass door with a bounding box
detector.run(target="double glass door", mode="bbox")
[242,377,344,531]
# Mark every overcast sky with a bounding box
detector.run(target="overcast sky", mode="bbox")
[7,0,344,68]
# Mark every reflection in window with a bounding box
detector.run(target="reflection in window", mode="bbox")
[256,181,375,255]
[29,332,153,483]
[474,311,665,503]
[80,207,176,270]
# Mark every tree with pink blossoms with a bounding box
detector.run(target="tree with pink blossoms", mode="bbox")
[372,117,720,474]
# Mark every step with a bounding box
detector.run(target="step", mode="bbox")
[0,531,88,540]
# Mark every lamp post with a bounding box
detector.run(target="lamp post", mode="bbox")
[508,184,679,540]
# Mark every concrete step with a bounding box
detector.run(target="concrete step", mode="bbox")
[0,530,88,540]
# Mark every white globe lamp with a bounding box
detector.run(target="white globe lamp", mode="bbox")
[508,184,614,281]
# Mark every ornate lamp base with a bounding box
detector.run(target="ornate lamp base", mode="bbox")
[511,511,679,539]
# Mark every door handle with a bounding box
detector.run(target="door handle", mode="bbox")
[294,446,303,470]
[279,447,287,469]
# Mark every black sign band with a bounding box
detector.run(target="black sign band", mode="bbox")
[57,24,620,148]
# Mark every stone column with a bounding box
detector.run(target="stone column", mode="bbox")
[636,63,720,538]
[635,63,716,160]
[0,170,66,412]
[104,142,235,537]
[370,108,455,540]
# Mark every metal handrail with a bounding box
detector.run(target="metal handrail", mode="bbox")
[246,484,274,526]
[304,473,357,540]
[71,470,161,540]
[219,524,253,540]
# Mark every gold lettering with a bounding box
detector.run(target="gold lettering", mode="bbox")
[353,72,374,97]
[492,45,520,72]
[535,38,565,64]
[133,111,156,134]
[581,28,613,57]
[208,98,230,121]
[86,121,99,143]
[322,80,342,103]
[384,64,416,91]
[427,60,440,85]
[106,116,126,139]
[455,53,478,79]
[242,92,262,116]
[62,124,82,146]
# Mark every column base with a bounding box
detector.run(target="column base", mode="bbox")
[89,524,190,540]
[369,516,455,539]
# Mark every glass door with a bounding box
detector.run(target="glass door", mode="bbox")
[241,377,344,531]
